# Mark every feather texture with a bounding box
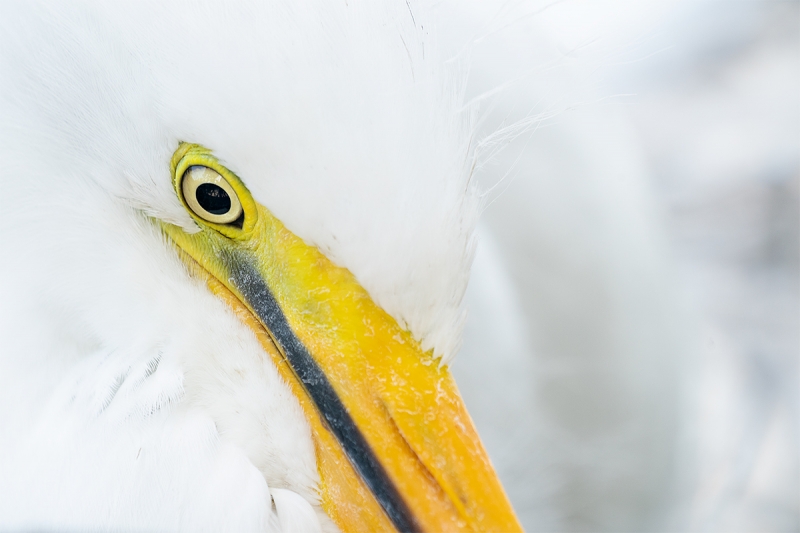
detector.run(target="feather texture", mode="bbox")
[0,0,475,529]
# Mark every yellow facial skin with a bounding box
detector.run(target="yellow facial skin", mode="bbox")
[161,143,523,533]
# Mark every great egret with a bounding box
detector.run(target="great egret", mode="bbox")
[0,1,522,531]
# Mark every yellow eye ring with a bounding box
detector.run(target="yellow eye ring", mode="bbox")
[181,165,243,224]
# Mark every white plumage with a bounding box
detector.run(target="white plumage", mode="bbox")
[3,0,743,531]
[0,1,480,530]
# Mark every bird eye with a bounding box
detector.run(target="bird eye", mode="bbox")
[181,165,243,224]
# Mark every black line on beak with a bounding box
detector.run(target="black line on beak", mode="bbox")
[224,252,421,533]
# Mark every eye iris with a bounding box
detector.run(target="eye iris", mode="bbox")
[196,183,231,215]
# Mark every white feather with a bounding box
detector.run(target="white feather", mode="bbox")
[0,0,474,529]
[272,489,324,533]
[0,0,477,362]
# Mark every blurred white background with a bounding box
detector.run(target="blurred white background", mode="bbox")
[444,1,799,531]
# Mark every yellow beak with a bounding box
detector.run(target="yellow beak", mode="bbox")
[162,144,522,532]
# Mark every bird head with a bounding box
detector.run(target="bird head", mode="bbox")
[0,1,521,531]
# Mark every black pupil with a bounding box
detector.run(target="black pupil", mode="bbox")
[196,183,231,215]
